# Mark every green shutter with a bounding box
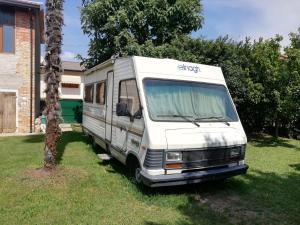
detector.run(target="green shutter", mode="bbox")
[59,99,83,123]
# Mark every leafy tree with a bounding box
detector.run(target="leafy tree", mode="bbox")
[244,33,299,137]
[80,0,203,68]
[281,29,300,136]
[43,0,64,169]
[255,37,291,137]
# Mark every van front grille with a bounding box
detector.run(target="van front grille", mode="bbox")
[180,145,244,169]
[143,146,245,170]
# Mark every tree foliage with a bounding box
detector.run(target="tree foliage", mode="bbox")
[80,0,203,67]
[44,0,64,168]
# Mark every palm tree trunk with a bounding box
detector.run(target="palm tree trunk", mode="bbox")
[43,0,64,169]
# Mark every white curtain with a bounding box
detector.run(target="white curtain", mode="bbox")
[145,80,235,121]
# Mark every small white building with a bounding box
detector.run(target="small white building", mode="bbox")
[41,61,84,123]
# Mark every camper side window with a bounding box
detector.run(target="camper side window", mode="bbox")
[96,82,105,105]
[84,84,94,103]
[119,79,141,117]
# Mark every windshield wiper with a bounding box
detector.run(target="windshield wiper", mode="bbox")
[194,116,230,126]
[157,114,200,127]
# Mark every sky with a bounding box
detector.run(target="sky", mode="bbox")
[36,0,300,61]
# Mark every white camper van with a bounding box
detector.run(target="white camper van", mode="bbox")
[82,56,248,187]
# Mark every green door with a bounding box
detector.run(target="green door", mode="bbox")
[59,99,83,123]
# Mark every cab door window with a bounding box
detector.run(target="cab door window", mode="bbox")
[119,79,141,116]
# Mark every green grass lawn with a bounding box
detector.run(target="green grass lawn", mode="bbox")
[0,131,300,225]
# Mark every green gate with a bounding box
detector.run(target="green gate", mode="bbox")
[59,99,83,123]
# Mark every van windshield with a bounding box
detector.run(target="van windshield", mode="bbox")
[143,79,239,122]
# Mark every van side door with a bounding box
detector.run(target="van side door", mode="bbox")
[113,79,143,153]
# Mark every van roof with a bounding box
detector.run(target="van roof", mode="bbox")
[84,58,115,75]
[84,56,224,82]
[132,56,224,82]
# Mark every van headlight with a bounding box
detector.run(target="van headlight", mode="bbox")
[166,152,182,161]
[230,147,240,157]
[230,145,246,158]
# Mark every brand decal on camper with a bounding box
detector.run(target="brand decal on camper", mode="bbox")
[178,64,201,73]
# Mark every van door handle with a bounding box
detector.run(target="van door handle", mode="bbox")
[120,126,126,131]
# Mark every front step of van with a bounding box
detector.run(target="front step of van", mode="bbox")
[97,154,112,161]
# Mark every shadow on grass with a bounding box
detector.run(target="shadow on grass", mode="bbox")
[289,163,300,171]
[56,131,87,164]
[249,135,300,150]
[141,169,300,225]
[22,134,44,143]
[23,131,88,164]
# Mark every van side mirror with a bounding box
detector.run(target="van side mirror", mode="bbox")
[133,106,142,119]
[116,102,130,116]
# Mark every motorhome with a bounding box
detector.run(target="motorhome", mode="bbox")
[82,56,248,187]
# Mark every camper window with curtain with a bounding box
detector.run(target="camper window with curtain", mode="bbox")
[96,82,105,105]
[84,84,94,103]
[143,79,238,122]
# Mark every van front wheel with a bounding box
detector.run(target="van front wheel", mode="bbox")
[128,156,142,184]
[135,167,142,184]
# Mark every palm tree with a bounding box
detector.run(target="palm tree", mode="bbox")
[43,0,64,169]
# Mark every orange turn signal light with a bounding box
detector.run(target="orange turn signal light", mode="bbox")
[165,163,183,169]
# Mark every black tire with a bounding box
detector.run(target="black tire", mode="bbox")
[128,157,142,184]
[134,166,142,184]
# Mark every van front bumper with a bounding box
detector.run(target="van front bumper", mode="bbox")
[140,164,249,187]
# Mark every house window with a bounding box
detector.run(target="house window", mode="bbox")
[96,82,105,105]
[119,79,140,116]
[0,6,15,53]
[62,83,80,88]
[84,84,94,103]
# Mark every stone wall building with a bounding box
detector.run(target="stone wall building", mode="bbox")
[0,0,43,133]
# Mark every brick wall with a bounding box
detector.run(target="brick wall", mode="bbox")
[0,8,38,133]
[16,9,36,133]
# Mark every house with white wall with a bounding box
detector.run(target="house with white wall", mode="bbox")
[41,61,84,123]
